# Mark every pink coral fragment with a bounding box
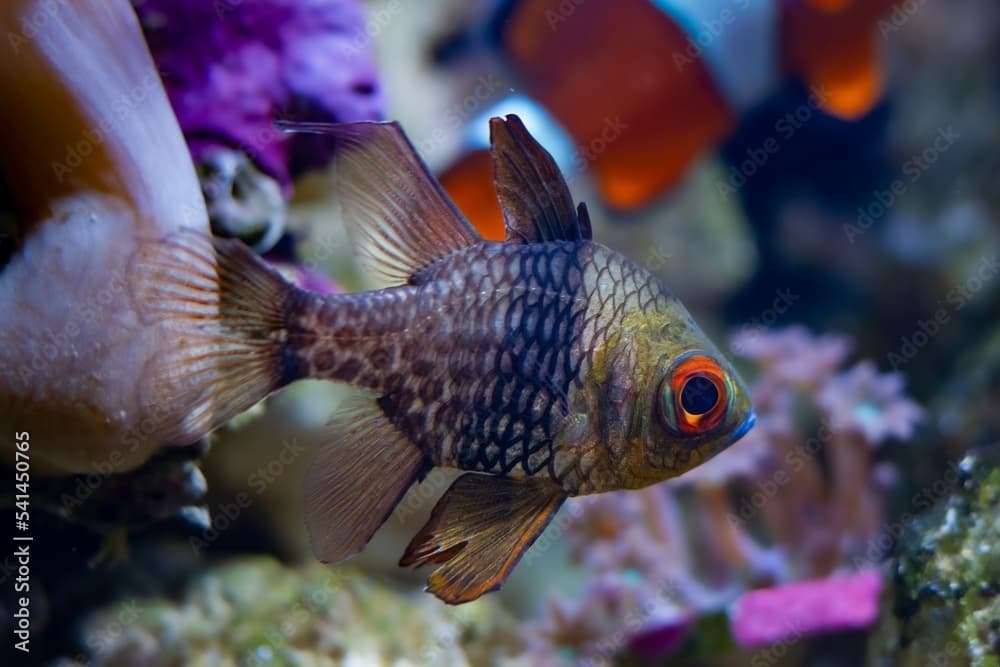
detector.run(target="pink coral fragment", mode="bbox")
[729,569,883,648]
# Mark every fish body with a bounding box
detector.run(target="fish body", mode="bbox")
[137,115,754,603]
[438,0,897,238]
[292,237,746,496]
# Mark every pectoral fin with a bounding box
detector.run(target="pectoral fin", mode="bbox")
[400,473,566,604]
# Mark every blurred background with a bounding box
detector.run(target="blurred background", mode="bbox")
[2,0,999,665]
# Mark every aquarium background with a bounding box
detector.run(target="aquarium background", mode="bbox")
[1,0,999,665]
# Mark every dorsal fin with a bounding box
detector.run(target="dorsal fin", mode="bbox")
[277,120,481,285]
[489,114,592,244]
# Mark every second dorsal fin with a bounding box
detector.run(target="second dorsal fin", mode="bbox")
[490,114,592,244]
[277,120,481,285]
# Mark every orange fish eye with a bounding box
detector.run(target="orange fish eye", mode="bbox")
[659,355,730,436]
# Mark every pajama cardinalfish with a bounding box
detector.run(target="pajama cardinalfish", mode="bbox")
[135,115,756,603]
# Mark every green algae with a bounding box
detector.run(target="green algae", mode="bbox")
[869,451,1000,667]
[59,556,522,667]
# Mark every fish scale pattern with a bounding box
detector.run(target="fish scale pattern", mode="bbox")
[292,239,670,489]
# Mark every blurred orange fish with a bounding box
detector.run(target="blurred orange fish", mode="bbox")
[439,0,897,239]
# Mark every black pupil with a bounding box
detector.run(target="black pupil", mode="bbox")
[681,375,719,415]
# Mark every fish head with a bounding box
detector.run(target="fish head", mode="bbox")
[593,295,756,490]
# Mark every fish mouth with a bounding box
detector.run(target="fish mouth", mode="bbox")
[728,410,757,444]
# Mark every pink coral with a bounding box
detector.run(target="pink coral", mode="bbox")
[730,568,883,647]
[817,361,925,445]
[731,325,852,389]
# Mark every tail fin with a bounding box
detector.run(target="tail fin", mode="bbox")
[130,231,300,445]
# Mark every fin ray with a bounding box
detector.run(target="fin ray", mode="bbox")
[277,120,481,284]
[490,114,591,244]
[400,473,566,604]
[303,394,426,564]
[129,231,298,444]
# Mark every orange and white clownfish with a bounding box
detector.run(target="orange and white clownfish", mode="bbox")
[438,0,897,240]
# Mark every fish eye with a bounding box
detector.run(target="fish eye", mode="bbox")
[680,375,719,415]
[658,354,731,436]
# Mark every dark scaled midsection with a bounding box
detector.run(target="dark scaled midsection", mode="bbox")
[377,242,593,479]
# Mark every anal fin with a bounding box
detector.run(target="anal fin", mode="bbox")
[400,473,566,604]
[303,395,426,564]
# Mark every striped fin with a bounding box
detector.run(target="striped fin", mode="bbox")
[490,114,592,244]
[303,394,426,564]
[276,120,481,285]
[400,473,566,604]
[129,230,300,445]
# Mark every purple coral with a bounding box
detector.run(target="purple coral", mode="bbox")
[627,618,693,661]
[134,0,385,192]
